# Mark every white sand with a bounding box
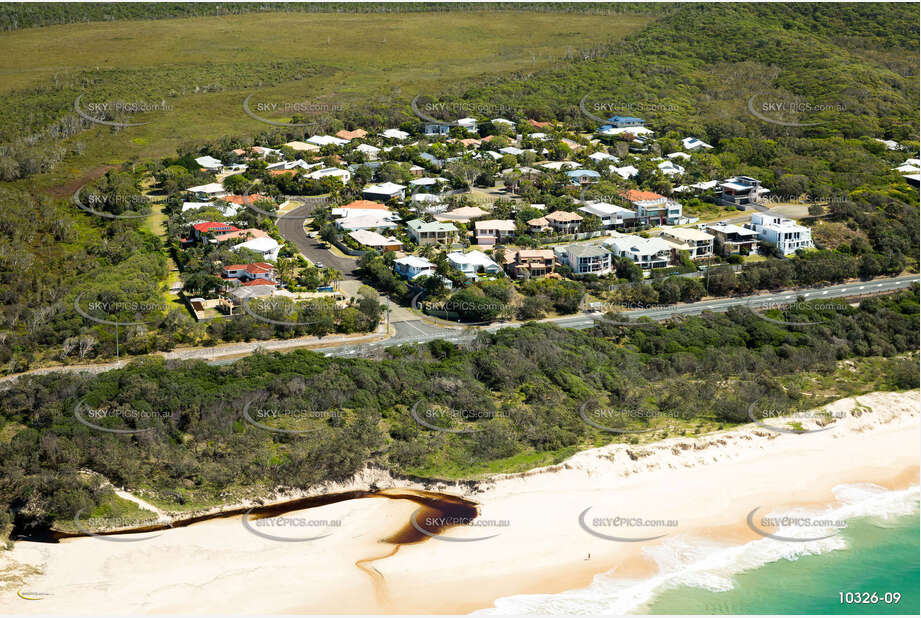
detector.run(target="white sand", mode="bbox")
[1,390,918,614]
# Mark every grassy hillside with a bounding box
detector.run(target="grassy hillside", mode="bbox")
[0,10,652,191]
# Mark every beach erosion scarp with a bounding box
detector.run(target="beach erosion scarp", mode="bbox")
[0,389,918,614]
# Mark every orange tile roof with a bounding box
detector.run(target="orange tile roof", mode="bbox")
[269,169,297,177]
[528,119,552,128]
[336,129,367,140]
[621,189,664,202]
[341,200,389,210]
[223,194,269,205]
[545,210,584,222]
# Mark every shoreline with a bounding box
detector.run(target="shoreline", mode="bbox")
[0,389,918,614]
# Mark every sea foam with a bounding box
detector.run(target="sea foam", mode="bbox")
[474,484,920,615]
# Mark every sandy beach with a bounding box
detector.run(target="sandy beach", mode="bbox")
[1,389,918,614]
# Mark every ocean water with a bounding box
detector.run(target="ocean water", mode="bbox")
[475,484,920,615]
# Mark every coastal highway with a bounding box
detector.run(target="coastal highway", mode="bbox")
[321,274,920,358]
[0,275,915,385]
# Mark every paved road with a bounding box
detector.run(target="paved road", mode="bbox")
[2,275,915,382]
[323,274,919,358]
[276,204,359,277]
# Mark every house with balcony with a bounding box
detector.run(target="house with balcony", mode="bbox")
[555,243,612,275]
[620,190,682,226]
[659,227,715,259]
[544,210,584,234]
[566,169,601,186]
[362,182,406,201]
[604,235,672,270]
[406,218,458,246]
[705,222,759,254]
[502,249,556,279]
[747,214,814,255]
[718,176,769,207]
[222,262,277,284]
[447,250,502,278]
[474,219,516,246]
[578,201,637,230]
[394,255,436,280]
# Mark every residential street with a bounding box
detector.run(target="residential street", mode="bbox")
[277,203,360,277]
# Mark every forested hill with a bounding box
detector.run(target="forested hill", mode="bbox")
[0,2,671,31]
[423,2,919,197]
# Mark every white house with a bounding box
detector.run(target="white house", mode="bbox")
[659,227,715,259]
[307,135,349,147]
[748,213,814,255]
[394,255,435,279]
[447,250,502,278]
[554,244,612,275]
[233,236,280,261]
[335,213,399,232]
[362,182,406,201]
[604,235,672,269]
[588,151,619,162]
[195,155,224,173]
[491,117,515,127]
[307,167,352,184]
[610,165,639,180]
[578,201,637,229]
[657,160,685,176]
[682,137,713,151]
[473,219,516,246]
[356,143,381,159]
[187,182,229,199]
[380,129,410,141]
[457,117,478,133]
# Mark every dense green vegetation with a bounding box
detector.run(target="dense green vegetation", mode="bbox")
[0,2,669,31]
[1,288,917,533]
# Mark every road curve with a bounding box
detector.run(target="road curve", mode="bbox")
[1,275,916,383]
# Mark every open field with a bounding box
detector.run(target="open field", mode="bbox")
[0,11,651,192]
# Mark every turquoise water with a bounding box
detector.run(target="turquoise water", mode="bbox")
[646,515,920,615]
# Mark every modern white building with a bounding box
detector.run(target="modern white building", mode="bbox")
[577,201,637,229]
[555,244,612,275]
[748,214,814,255]
[604,235,672,269]
[307,167,352,183]
[659,227,715,259]
[362,182,406,201]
